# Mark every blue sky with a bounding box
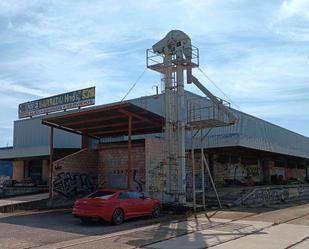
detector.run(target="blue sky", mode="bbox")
[0,0,308,146]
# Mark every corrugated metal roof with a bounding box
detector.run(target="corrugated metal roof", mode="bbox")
[0,146,49,160]
[1,90,309,159]
[42,102,164,138]
[130,91,309,159]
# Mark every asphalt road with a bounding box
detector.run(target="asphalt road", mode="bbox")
[0,202,309,249]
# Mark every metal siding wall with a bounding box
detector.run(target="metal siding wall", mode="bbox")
[9,91,309,158]
[14,116,81,149]
[130,91,309,158]
[237,112,309,158]
[0,160,12,176]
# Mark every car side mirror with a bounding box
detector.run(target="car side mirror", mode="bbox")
[140,195,147,200]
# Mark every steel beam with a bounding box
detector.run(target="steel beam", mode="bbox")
[128,115,132,190]
[49,127,54,199]
[63,114,127,126]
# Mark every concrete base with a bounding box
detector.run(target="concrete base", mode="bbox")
[0,193,49,212]
[0,186,48,198]
[206,184,309,207]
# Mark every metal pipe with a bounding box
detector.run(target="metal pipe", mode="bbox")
[164,54,173,197]
[202,152,222,208]
[177,64,186,203]
[190,75,238,124]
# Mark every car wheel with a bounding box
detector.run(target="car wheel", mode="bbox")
[80,217,92,224]
[112,208,124,225]
[152,204,161,218]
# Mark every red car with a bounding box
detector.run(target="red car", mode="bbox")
[73,189,161,225]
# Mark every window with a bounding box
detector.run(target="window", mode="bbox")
[88,191,115,200]
[128,192,143,199]
[118,192,129,200]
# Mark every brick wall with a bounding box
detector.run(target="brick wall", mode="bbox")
[98,140,146,192]
[213,156,263,186]
[213,161,229,186]
[145,138,165,197]
[52,149,99,198]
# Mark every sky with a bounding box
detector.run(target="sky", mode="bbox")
[0,0,308,146]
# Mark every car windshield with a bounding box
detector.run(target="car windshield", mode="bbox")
[88,191,115,199]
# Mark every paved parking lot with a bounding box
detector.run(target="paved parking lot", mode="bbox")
[0,208,175,248]
[0,202,309,248]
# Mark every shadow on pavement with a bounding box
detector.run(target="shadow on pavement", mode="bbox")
[0,209,170,236]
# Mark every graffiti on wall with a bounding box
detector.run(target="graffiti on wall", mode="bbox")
[0,176,10,188]
[147,160,166,194]
[53,172,97,198]
[226,164,262,184]
[297,185,309,198]
[133,169,145,192]
[108,168,145,192]
[185,171,211,200]
[242,188,289,205]
[241,185,309,206]
[227,164,247,181]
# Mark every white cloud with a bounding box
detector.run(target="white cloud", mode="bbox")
[0,0,309,146]
[272,0,309,41]
[280,0,309,18]
[0,79,46,97]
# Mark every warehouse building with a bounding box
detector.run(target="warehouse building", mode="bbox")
[0,90,309,205]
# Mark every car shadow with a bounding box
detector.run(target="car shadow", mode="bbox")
[0,209,174,236]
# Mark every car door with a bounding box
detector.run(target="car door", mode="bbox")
[127,192,145,216]
[139,192,154,214]
[117,192,134,217]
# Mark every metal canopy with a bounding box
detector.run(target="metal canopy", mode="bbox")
[42,102,164,196]
[42,102,164,139]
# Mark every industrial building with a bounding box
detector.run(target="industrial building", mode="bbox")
[0,91,309,205]
[0,30,309,207]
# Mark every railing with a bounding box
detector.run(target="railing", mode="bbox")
[187,98,232,128]
[146,45,199,73]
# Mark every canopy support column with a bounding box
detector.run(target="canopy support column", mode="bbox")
[82,135,89,149]
[49,127,54,199]
[128,115,132,190]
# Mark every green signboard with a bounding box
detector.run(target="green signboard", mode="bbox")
[19,87,95,118]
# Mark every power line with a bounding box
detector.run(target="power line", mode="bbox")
[197,67,242,111]
[121,68,147,102]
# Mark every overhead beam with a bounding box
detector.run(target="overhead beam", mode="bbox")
[78,120,144,132]
[42,120,100,140]
[118,108,160,126]
[62,114,127,127]
[94,125,162,136]
[43,102,132,122]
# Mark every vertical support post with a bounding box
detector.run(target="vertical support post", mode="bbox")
[257,158,262,182]
[49,127,54,199]
[201,129,206,210]
[82,135,89,149]
[202,152,222,209]
[164,54,173,200]
[176,64,186,204]
[128,115,132,190]
[191,127,196,212]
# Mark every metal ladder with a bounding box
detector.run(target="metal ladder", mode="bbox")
[189,127,222,212]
